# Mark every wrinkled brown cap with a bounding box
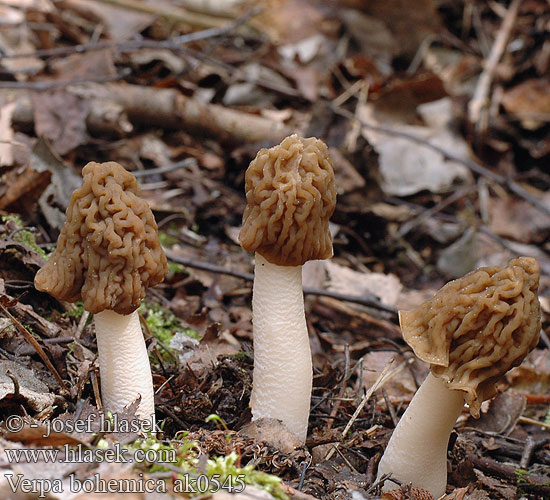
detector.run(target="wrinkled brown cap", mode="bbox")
[400,257,540,417]
[239,134,337,266]
[34,162,168,315]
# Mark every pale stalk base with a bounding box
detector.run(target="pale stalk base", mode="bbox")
[251,253,312,443]
[376,372,465,498]
[94,310,155,422]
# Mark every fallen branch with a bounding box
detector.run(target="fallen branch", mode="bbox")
[6,82,291,144]
[0,7,261,62]
[467,453,550,495]
[92,0,232,28]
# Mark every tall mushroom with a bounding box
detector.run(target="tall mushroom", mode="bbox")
[239,134,337,443]
[376,257,541,497]
[35,162,168,422]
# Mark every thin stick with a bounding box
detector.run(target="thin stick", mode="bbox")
[92,0,232,28]
[325,345,351,431]
[0,70,130,90]
[132,158,197,177]
[0,7,262,62]
[90,368,103,411]
[396,185,476,238]
[164,250,398,317]
[518,416,550,430]
[329,102,550,218]
[324,359,406,461]
[468,0,521,129]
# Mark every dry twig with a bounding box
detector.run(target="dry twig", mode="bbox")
[164,249,399,317]
[0,299,68,393]
[330,102,550,218]
[467,0,521,131]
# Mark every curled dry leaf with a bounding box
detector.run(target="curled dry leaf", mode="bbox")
[0,360,55,413]
[359,98,473,196]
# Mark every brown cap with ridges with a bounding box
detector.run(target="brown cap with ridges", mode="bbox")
[239,134,337,266]
[34,161,168,315]
[399,257,541,417]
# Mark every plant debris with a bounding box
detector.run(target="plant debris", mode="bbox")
[0,0,549,499]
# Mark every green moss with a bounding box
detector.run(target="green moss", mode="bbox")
[207,452,288,499]
[515,468,529,484]
[167,260,187,276]
[2,215,49,259]
[128,433,288,499]
[66,301,86,319]
[139,302,199,361]
[158,231,179,247]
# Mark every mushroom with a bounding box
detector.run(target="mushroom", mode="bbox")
[376,257,541,497]
[34,162,168,422]
[239,134,337,442]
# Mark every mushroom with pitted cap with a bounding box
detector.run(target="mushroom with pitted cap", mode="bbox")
[34,161,168,422]
[239,134,337,443]
[376,257,541,497]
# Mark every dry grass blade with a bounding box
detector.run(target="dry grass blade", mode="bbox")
[324,358,407,461]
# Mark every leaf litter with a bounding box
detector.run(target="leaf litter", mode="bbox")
[0,0,549,499]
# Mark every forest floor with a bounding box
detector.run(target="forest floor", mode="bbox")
[0,0,549,499]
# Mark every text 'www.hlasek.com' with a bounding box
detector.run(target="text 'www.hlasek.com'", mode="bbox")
[2,414,246,498]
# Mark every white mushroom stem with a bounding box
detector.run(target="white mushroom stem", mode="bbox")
[94,309,155,422]
[251,252,312,443]
[376,372,465,498]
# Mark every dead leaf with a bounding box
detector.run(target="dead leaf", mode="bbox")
[473,470,517,500]
[501,78,550,130]
[0,5,25,25]
[329,147,366,194]
[489,194,550,244]
[437,227,478,278]
[250,0,325,44]
[324,260,402,306]
[466,391,526,435]
[0,164,51,211]
[0,360,55,413]
[31,137,82,229]
[339,9,398,73]
[507,349,550,395]
[362,0,440,58]
[359,98,473,196]
[0,101,16,167]
[32,90,89,155]
[51,50,117,82]
[381,487,434,500]
[0,27,45,79]
[239,418,302,454]
[444,487,470,500]
[65,0,154,42]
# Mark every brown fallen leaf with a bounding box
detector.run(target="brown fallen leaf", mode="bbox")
[465,391,526,435]
[32,90,90,155]
[381,487,434,500]
[489,194,550,244]
[502,78,550,130]
[0,164,51,211]
[0,360,55,415]
[445,487,469,500]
